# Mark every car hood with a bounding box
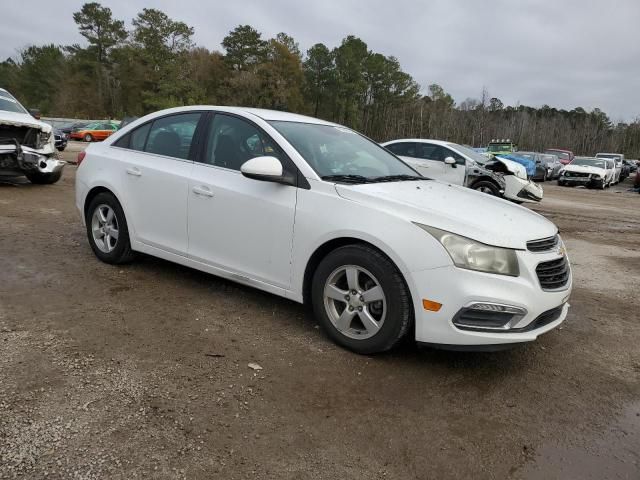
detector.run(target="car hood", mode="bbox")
[335,180,557,249]
[492,157,528,179]
[0,110,51,132]
[563,165,605,175]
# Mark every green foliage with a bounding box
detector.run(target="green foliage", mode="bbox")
[222,25,267,72]
[73,2,127,63]
[2,1,638,157]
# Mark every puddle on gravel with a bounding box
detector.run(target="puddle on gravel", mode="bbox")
[520,402,640,479]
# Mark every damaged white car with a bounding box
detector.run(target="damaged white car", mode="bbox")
[382,139,543,203]
[0,88,65,184]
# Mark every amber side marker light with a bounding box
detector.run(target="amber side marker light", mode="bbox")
[422,299,442,312]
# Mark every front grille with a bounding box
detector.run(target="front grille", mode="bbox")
[536,256,570,290]
[564,171,589,178]
[527,235,559,252]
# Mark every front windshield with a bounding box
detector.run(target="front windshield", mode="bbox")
[269,121,418,180]
[571,158,607,168]
[0,90,28,114]
[596,154,621,161]
[448,143,489,164]
[487,144,510,152]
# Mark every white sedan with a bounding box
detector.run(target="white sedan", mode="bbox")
[381,139,543,203]
[75,107,572,353]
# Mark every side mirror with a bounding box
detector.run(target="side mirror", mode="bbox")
[29,108,41,120]
[444,156,457,168]
[240,156,295,186]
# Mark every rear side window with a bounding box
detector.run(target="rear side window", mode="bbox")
[113,122,151,150]
[145,113,201,160]
[386,142,416,157]
[130,123,151,151]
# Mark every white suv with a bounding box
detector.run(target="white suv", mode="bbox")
[76,107,571,353]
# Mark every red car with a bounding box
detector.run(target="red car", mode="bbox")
[544,148,575,165]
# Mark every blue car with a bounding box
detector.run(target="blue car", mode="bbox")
[496,154,537,178]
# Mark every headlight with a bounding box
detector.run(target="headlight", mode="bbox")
[414,224,520,276]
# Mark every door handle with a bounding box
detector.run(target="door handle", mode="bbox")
[192,186,214,197]
[126,167,142,177]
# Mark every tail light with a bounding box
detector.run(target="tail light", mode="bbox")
[77,151,86,166]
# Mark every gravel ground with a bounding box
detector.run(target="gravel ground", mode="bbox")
[1,150,639,479]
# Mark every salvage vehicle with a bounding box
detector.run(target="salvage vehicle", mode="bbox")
[516,152,562,181]
[53,128,67,152]
[69,121,119,142]
[382,139,543,203]
[76,107,571,353]
[487,139,517,156]
[0,88,66,184]
[595,153,624,184]
[558,157,614,189]
[545,148,574,165]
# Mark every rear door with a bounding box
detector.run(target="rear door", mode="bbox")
[187,112,298,288]
[111,112,204,254]
[384,142,424,173]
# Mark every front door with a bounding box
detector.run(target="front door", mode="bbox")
[187,113,297,289]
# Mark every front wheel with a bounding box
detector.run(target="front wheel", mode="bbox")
[311,245,412,354]
[85,192,135,264]
[471,180,500,196]
[84,133,93,142]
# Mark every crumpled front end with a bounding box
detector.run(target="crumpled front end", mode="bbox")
[0,122,65,178]
[505,175,543,203]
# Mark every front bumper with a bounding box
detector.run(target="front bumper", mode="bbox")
[0,142,65,177]
[559,176,604,187]
[503,176,543,203]
[407,248,572,347]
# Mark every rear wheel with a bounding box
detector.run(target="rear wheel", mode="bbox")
[311,245,412,354]
[471,180,500,196]
[25,170,62,184]
[85,192,135,264]
[84,133,93,142]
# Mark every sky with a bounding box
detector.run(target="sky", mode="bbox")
[1,0,639,121]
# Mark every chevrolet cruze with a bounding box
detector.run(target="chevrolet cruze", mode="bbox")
[75,107,572,354]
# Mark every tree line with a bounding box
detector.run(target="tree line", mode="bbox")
[1,2,638,157]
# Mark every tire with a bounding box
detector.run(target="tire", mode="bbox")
[558,180,565,186]
[85,192,135,264]
[25,170,62,185]
[311,244,412,354]
[471,180,500,196]
[84,133,93,142]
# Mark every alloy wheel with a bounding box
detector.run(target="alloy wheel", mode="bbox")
[323,265,386,340]
[91,204,119,253]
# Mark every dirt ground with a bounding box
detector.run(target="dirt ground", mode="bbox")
[1,145,639,479]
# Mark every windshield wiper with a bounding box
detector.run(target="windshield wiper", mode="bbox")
[369,174,425,183]
[320,174,372,184]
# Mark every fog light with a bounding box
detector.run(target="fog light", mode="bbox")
[453,303,527,331]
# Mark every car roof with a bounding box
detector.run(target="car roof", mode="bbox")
[136,105,338,127]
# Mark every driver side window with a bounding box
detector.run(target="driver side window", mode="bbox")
[203,114,284,171]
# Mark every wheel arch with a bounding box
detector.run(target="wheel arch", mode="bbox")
[301,237,413,308]
[469,176,501,190]
[83,186,127,224]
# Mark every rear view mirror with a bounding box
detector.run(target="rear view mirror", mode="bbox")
[240,156,296,186]
[444,156,457,168]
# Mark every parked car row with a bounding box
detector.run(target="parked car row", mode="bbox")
[382,139,543,203]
